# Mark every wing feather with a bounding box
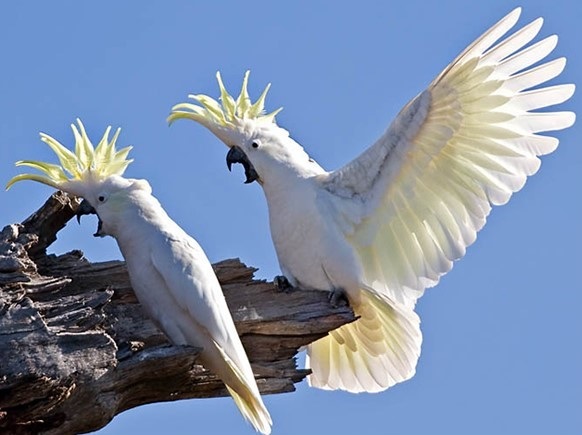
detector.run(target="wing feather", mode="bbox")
[307,291,421,392]
[149,235,234,345]
[496,36,558,77]
[322,8,575,306]
[149,233,272,433]
[480,18,543,64]
[503,57,565,93]
[511,84,575,111]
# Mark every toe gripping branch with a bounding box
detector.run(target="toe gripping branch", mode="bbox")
[328,288,349,308]
[274,275,294,293]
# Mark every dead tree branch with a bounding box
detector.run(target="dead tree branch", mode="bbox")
[0,192,355,434]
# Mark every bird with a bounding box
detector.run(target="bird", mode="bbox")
[6,119,272,434]
[169,7,576,394]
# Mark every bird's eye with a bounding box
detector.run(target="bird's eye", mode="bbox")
[251,141,259,149]
[98,195,105,202]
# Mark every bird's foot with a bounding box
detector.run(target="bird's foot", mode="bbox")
[328,288,349,308]
[274,275,294,293]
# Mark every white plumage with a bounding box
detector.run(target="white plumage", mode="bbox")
[98,177,272,433]
[170,8,575,393]
[7,122,272,433]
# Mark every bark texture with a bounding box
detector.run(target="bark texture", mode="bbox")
[0,192,355,434]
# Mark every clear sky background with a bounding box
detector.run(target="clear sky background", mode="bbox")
[1,1,580,434]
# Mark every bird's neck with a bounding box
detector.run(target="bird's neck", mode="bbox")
[259,137,326,196]
[107,193,175,253]
[260,163,321,213]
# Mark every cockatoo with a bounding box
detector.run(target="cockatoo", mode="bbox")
[6,120,272,434]
[169,8,575,393]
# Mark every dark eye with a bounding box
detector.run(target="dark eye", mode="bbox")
[98,196,105,202]
[251,141,259,149]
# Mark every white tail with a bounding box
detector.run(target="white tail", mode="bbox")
[213,340,273,434]
[306,290,422,393]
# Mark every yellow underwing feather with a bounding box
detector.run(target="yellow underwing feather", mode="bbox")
[328,7,575,310]
[308,9,574,394]
[307,290,422,393]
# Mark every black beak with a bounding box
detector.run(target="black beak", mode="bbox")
[76,199,96,223]
[76,199,104,238]
[226,146,259,184]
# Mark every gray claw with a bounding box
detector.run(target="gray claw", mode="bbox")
[274,275,293,293]
[328,288,349,308]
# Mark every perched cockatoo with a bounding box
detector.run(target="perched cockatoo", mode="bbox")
[169,8,575,393]
[6,120,272,434]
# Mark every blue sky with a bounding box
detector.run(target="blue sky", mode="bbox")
[1,1,580,434]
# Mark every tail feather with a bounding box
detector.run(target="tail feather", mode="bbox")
[213,340,272,434]
[306,290,422,393]
[225,385,272,435]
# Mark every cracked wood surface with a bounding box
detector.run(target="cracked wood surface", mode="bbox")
[0,192,355,434]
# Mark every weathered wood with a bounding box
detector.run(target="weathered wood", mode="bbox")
[0,192,355,434]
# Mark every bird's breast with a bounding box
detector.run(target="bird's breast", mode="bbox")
[266,185,359,292]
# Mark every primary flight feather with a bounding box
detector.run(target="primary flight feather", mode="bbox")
[6,120,272,433]
[169,8,575,393]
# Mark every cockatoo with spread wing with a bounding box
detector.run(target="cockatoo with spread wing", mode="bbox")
[6,120,272,434]
[169,8,575,393]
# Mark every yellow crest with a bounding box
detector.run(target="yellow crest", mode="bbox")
[6,119,133,191]
[168,71,282,128]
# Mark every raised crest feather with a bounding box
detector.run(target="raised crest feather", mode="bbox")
[6,119,133,191]
[168,71,283,128]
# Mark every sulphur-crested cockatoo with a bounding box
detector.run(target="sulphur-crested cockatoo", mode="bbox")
[6,120,272,434]
[169,8,575,393]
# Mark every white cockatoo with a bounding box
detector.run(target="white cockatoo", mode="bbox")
[6,120,272,434]
[169,8,575,393]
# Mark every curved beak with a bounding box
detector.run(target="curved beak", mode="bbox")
[226,146,259,184]
[76,199,96,223]
[76,199,104,238]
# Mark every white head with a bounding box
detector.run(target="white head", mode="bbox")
[169,71,323,187]
[6,119,148,237]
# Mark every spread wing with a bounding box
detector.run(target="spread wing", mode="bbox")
[321,8,575,308]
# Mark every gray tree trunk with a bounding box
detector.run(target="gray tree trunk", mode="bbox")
[0,192,355,434]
